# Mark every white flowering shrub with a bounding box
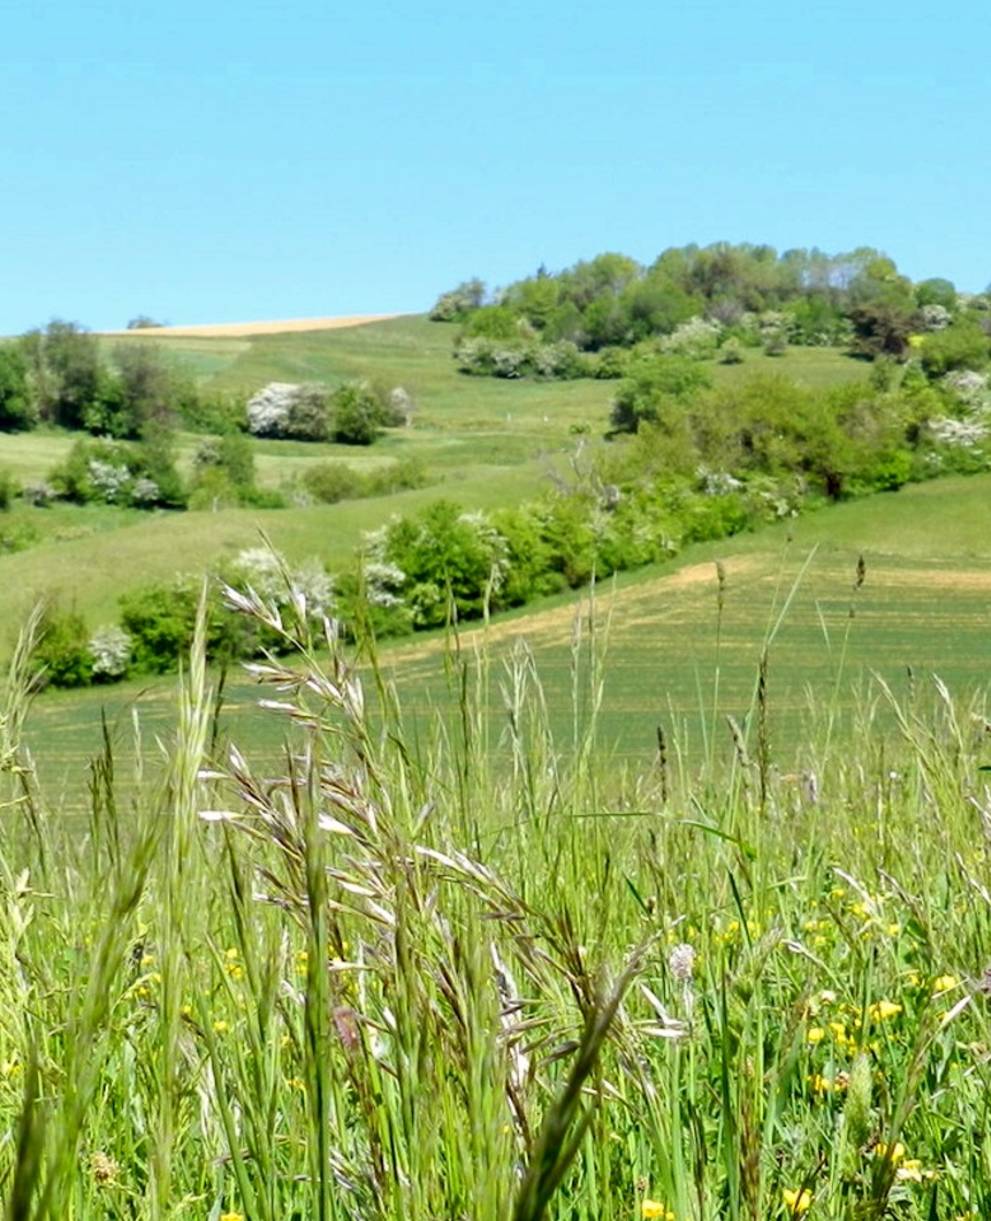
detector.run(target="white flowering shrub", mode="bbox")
[658,316,723,359]
[246,383,299,436]
[130,477,161,506]
[227,547,334,621]
[87,459,132,503]
[919,303,952,332]
[943,369,990,410]
[928,416,989,447]
[89,626,132,680]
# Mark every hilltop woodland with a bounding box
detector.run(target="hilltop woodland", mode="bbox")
[2,242,991,691]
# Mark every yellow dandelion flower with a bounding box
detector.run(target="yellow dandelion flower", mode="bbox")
[220,1213,244,1221]
[806,1026,825,1045]
[212,1019,229,1035]
[884,922,900,937]
[933,974,959,994]
[808,1073,832,1094]
[641,1201,674,1220]
[225,947,240,960]
[783,1186,813,1214]
[875,1141,905,1163]
[868,1000,902,1022]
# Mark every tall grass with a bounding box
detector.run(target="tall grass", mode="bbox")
[0,575,989,1219]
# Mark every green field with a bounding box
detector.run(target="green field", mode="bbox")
[23,471,991,801]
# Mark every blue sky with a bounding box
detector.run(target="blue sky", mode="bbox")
[1,0,989,332]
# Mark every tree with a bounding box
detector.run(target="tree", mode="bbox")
[608,357,712,434]
[848,301,917,359]
[429,279,486,322]
[915,278,956,311]
[25,320,107,429]
[331,382,380,445]
[0,345,36,430]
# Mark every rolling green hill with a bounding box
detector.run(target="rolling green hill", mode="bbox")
[2,317,868,632]
[23,470,991,799]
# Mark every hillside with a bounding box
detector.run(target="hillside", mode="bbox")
[24,470,991,795]
[1,316,867,631]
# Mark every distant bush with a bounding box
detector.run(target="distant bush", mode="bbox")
[331,381,381,445]
[429,278,486,322]
[189,433,257,507]
[119,579,210,673]
[0,345,36,430]
[33,607,93,689]
[178,387,246,434]
[246,382,332,440]
[919,322,991,377]
[302,462,363,504]
[609,356,713,435]
[88,625,132,681]
[48,437,185,508]
[302,456,429,505]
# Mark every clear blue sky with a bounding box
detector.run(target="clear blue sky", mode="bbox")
[2,0,989,332]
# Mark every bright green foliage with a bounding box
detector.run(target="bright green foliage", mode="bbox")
[23,320,108,429]
[915,276,957,311]
[918,321,991,376]
[189,433,257,507]
[374,499,507,628]
[32,606,92,688]
[0,344,36,430]
[609,356,714,434]
[331,381,381,445]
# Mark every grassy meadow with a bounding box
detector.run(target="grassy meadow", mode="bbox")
[2,316,991,1218]
[2,552,991,1218]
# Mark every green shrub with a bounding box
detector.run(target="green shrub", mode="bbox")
[919,322,991,377]
[119,580,202,673]
[303,463,364,504]
[0,345,37,430]
[33,607,93,689]
[191,433,256,505]
[609,356,713,434]
[364,456,428,496]
[331,382,380,446]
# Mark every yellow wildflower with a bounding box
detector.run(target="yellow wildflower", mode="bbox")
[933,974,959,994]
[806,1027,825,1045]
[641,1200,674,1220]
[868,1000,902,1022]
[212,1019,229,1035]
[884,922,900,937]
[220,1213,244,1221]
[783,1186,813,1214]
[875,1141,905,1163]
